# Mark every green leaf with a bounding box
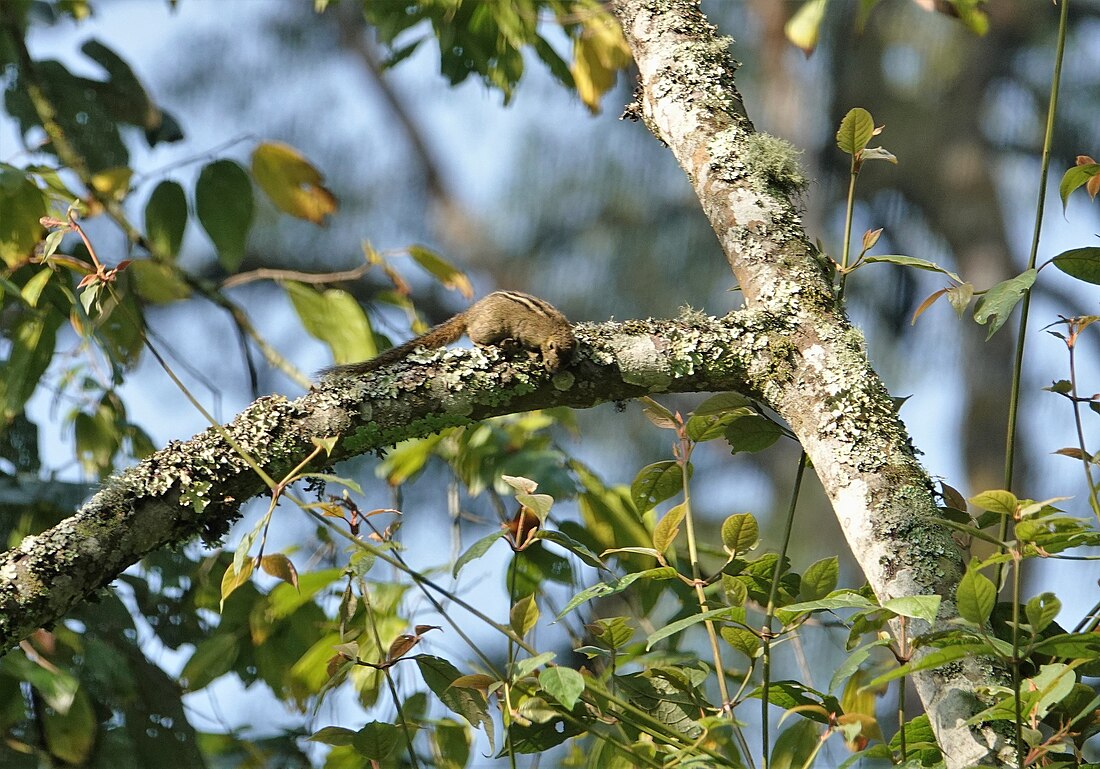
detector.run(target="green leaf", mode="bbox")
[799,557,839,601]
[645,607,736,650]
[720,627,761,659]
[415,655,494,750]
[0,172,47,269]
[972,269,1036,340]
[863,255,963,283]
[1059,163,1100,211]
[2,301,62,418]
[283,281,375,364]
[724,414,783,453]
[969,490,1018,516]
[557,567,678,618]
[452,530,505,578]
[41,686,96,765]
[251,141,337,224]
[433,719,471,769]
[881,595,940,624]
[180,633,240,691]
[539,667,584,710]
[780,591,876,616]
[1051,247,1100,286]
[144,179,187,259]
[720,512,759,556]
[693,392,753,416]
[1025,593,1061,635]
[866,643,994,688]
[836,107,875,156]
[351,721,400,760]
[630,460,686,513]
[770,719,820,769]
[829,639,890,693]
[308,726,357,746]
[1031,633,1100,659]
[784,0,828,55]
[510,595,540,638]
[511,652,555,683]
[130,260,192,304]
[652,502,687,554]
[408,245,473,297]
[956,562,995,626]
[532,529,603,568]
[195,159,253,271]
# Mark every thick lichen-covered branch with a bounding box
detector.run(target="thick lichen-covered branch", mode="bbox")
[610,1,1012,765]
[0,311,775,650]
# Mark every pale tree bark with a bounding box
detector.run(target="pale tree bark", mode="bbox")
[608,1,1014,766]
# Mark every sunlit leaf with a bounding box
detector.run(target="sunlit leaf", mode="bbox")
[251,141,337,225]
[571,13,631,114]
[408,245,473,297]
[539,667,584,710]
[836,107,875,156]
[785,0,828,55]
[721,512,759,556]
[652,502,687,554]
[284,281,375,364]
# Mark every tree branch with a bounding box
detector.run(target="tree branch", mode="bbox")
[609,1,1012,765]
[0,311,777,650]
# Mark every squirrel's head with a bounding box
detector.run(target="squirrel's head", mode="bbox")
[543,331,576,372]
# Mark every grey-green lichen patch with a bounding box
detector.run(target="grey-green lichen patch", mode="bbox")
[609,334,673,389]
[744,132,809,194]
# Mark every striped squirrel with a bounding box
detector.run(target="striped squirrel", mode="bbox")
[322,291,575,377]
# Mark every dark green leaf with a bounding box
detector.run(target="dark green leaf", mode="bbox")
[630,460,686,513]
[557,567,678,618]
[1025,593,1061,635]
[144,180,187,259]
[0,173,47,269]
[532,529,602,568]
[452,530,505,578]
[180,633,239,691]
[351,721,400,760]
[724,414,783,453]
[1051,247,1100,286]
[195,159,253,271]
[415,655,494,751]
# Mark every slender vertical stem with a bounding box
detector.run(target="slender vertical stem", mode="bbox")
[1010,553,1024,769]
[996,0,1069,585]
[761,452,808,769]
[679,436,733,714]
